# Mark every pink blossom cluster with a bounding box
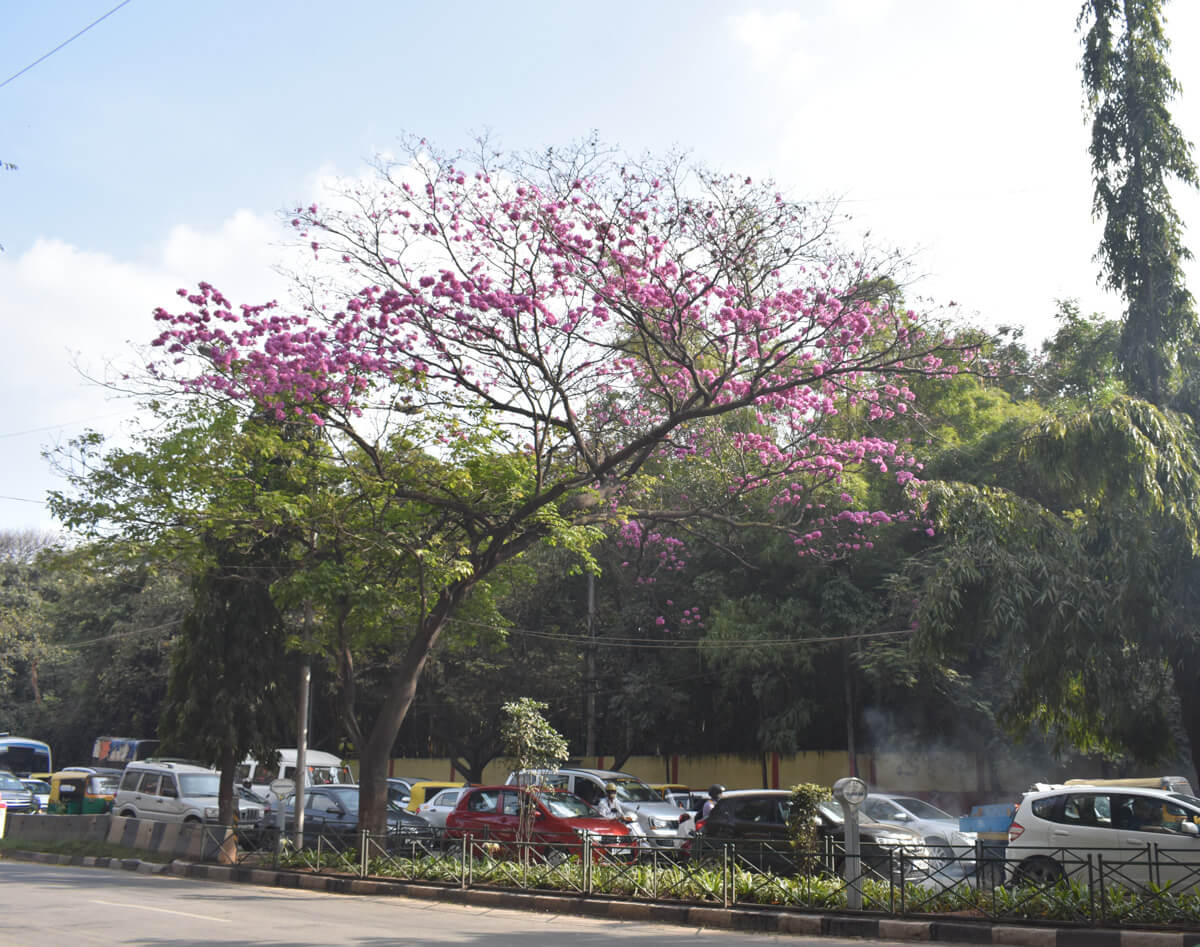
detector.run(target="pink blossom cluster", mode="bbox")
[146,146,969,565]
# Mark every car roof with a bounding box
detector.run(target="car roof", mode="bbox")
[126,760,215,775]
[1025,785,1190,801]
[716,789,791,798]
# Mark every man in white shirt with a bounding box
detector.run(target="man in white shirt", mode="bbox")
[596,782,626,820]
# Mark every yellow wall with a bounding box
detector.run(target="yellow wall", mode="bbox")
[376,751,873,791]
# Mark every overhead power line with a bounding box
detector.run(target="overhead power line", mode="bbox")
[1,0,135,91]
[446,616,914,649]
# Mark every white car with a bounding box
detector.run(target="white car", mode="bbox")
[415,786,467,829]
[860,793,976,871]
[1008,785,1200,890]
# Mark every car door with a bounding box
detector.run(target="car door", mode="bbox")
[157,773,187,822]
[1110,793,1200,889]
[451,788,502,840]
[133,772,165,821]
[305,790,349,836]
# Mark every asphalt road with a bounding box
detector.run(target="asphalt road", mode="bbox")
[0,860,930,946]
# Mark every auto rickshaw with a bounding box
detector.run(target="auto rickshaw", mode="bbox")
[46,769,120,814]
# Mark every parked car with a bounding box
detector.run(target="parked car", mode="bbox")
[1008,785,1200,889]
[507,768,692,850]
[20,778,51,811]
[694,790,930,877]
[279,784,435,853]
[445,785,637,861]
[113,760,265,827]
[0,770,38,813]
[664,790,709,816]
[860,793,976,871]
[403,780,465,813]
[416,786,469,829]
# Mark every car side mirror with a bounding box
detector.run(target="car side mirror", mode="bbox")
[1182,821,1199,837]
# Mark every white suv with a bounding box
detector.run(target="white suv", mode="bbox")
[114,760,264,827]
[1008,785,1200,889]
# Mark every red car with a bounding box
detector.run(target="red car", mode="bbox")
[445,785,636,861]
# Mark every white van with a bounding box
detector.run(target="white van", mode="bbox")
[238,748,352,801]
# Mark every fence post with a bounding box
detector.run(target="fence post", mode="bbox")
[464,834,472,889]
[722,844,730,908]
[583,832,592,895]
[1093,854,1101,927]
[359,829,368,878]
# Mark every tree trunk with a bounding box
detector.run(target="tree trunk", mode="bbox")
[357,596,468,832]
[218,744,237,826]
[1172,662,1200,790]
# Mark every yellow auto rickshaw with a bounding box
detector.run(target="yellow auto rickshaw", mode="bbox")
[46,769,121,814]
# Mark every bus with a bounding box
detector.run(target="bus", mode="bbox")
[0,734,52,777]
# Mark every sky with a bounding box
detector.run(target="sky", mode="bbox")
[3,0,1199,536]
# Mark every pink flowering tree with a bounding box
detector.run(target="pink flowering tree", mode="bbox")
[147,138,971,831]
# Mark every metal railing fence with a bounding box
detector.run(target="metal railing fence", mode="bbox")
[209,826,1200,929]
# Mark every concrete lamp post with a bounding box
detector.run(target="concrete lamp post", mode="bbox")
[833,776,868,910]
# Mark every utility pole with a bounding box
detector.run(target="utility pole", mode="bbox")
[294,603,313,848]
[585,573,596,759]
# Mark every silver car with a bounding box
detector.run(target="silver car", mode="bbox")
[860,793,976,872]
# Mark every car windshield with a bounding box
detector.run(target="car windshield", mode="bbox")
[893,797,954,820]
[325,790,359,812]
[90,775,120,794]
[538,792,594,817]
[609,778,660,802]
[818,800,845,824]
[0,773,25,791]
[177,773,221,796]
[1170,792,1200,809]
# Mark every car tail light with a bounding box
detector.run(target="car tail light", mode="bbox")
[1008,821,1024,842]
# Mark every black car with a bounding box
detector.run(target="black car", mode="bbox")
[280,784,436,854]
[695,789,930,877]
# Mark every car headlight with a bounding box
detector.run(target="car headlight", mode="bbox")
[648,817,673,829]
[204,806,219,820]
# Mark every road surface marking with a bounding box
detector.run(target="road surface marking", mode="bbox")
[89,899,231,922]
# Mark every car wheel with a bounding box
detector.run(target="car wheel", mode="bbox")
[1014,855,1064,886]
[928,837,956,871]
[183,816,203,825]
[120,809,138,819]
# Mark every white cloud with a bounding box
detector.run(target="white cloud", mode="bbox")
[0,210,299,533]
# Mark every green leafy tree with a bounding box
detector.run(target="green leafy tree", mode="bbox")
[1079,0,1198,404]
[501,697,569,841]
[903,396,1200,776]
